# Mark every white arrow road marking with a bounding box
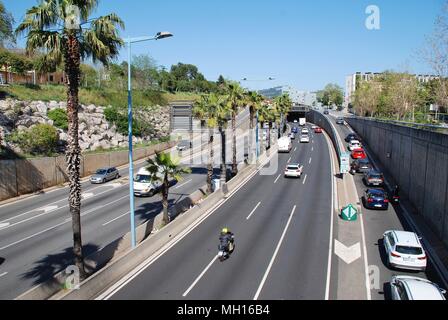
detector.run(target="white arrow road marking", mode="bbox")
[82,193,94,200]
[334,240,361,264]
[0,223,10,229]
[183,255,218,297]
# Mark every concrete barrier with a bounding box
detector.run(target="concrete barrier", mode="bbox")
[0,160,17,199]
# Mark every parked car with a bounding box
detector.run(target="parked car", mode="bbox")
[351,149,366,159]
[336,117,345,125]
[300,134,310,143]
[383,230,427,271]
[345,133,359,143]
[348,140,362,151]
[390,276,445,300]
[284,163,303,178]
[350,159,372,174]
[363,170,384,186]
[314,127,323,133]
[363,188,389,210]
[90,167,119,184]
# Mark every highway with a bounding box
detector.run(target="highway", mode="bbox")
[0,120,249,299]
[326,111,445,300]
[99,124,333,300]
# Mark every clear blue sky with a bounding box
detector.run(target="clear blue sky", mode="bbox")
[5,0,446,92]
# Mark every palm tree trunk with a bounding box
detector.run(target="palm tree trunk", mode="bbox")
[268,122,273,149]
[231,107,238,176]
[249,106,254,130]
[64,35,85,279]
[162,173,170,224]
[219,126,226,183]
[207,128,214,194]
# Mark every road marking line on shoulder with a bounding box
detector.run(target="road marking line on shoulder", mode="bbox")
[82,193,94,200]
[302,174,307,185]
[274,174,281,184]
[102,211,130,226]
[0,223,10,229]
[253,205,297,300]
[183,256,218,297]
[246,202,262,220]
[287,157,291,163]
[294,147,297,152]
[0,272,7,278]
[174,179,192,190]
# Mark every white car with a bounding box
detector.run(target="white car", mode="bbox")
[284,163,303,178]
[311,125,317,129]
[293,120,298,123]
[383,230,427,271]
[390,276,446,300]
[300,134,310,143]
[301,128,309,134]
[133,168,161,197]
[348,140,362,151]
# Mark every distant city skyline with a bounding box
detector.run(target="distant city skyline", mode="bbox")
[7,0,445,92]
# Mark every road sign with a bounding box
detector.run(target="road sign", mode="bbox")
[340,151,351,174]
[341,204,358,221]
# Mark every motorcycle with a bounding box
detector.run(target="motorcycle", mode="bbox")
[218,237,235,261]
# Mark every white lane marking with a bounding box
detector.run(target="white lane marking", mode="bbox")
[287,157,291,163]
[294,147,297,152]
[102,211,129,227]
[246,202,262,220]
[42,205,59,213]
[174,179,192,190]
[324,131,336,300]
[302,174,307,185]
[312,146,314,152]
[98,150,278,300]
[182,256,218,297]
[253,205,297,300]
[82,192,94,200]
[309,157,312,164]
[0,272,7,278]
[274,174,281,184]
[0,223,10,229]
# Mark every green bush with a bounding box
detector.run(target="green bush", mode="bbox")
[6,124,59,156]
[47,108,68,130]
[104,106,154,137]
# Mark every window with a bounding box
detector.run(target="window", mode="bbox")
[49,75,54,82]
[398,283,409,300]
[388,234,395,247]
[396,246,423,255]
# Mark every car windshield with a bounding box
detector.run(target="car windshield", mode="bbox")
[359,159,370,165]
[369,190,385,197]
[135,174,151,183]
[369,173,383,179]
[396,246,423,255]
[96,169,107,175]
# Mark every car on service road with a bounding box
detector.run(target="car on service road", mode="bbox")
[348,140,362,151]
[300,134,310,143]
[350,159,372,174]
[284,163,303,178]
[390,276,445,300]
[90,167,119,184]
[363,188,389,210]
[351,149,366,159]
[345,133,359,143]
[383,230,427,271]
[336,117,345,125]
[363,170,384,186]
[314,127,322,133]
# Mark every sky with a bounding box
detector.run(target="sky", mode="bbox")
[5,0,446,92]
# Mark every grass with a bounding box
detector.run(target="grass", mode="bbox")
[0,84,200,108]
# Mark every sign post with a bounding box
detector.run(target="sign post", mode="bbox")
[340,151,351,175]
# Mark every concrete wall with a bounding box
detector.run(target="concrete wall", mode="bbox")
[346,118,448,248]
[0,141,175,201]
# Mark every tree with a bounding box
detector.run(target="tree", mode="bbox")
[224,82,246,176]
[387,73,420,121]
[0,1,14,47]
[352,80,381,117]
[319,83,344,107]
[16,0,124,279]
[145,152,191,225]
[193,93,227,193]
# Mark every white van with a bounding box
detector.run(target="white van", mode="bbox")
[133,167,161,197]
[278,136,292,153]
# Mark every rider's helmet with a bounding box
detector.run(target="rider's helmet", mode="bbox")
[221,227,229,235]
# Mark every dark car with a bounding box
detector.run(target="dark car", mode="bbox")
[350,159,372,174]
[323,110,329,115]
[336,117,345,125]
[363,170,384,187]
[345,133,359,143]
[363,188,389,210]
[90,167,119,184]
[292,127,298,134]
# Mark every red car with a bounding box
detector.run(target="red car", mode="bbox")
[314,127,323,133]
[351,149,367,159]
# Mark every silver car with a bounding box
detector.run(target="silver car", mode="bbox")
[390,276,446,300]
[90,167,119,184]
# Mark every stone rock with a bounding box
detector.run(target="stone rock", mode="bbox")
[49,101,59,110]
[59,132,68,141]
[100,123,109,131]
[78,122,87,133]
[86,104,96,113]
[80,141,91,150]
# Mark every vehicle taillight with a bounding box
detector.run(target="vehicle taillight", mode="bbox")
[384,199,389,203]
[367,198,373,203]
[391,252,401,258]
[418,256,427,260]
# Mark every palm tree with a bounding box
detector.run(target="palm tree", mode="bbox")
[146,152,191,225]
[224,81,246,176]
[16,0,124,278]
[275,93,292,135]
[246,91,263,161]
[258,102,278,150]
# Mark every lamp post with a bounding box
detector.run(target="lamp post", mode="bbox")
[126,31,173,249]
[240,77,275,161]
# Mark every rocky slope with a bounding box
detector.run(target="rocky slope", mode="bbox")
[0,99,170,153]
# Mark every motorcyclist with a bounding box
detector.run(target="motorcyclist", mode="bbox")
[392,185,400,202]
[219,228,234,253]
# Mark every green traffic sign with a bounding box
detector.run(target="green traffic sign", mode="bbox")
[341,204,358,221]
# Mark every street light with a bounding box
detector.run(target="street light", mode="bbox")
[126,31,173,249]
[240,77,275,161]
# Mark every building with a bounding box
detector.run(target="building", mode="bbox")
[345,72,439,109]
[258,85,317,106]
